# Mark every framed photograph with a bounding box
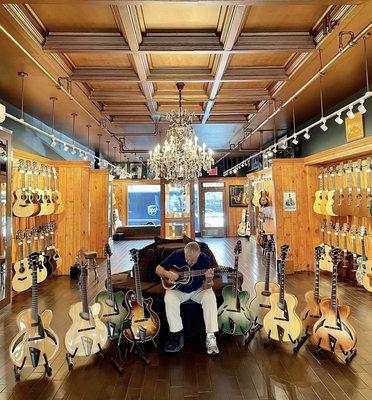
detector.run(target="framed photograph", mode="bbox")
[283,192,297,212]
[345,112,364,142]
[229,185,245,207]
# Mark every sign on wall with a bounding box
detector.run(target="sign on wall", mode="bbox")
[345,112,364,142]
[283,191,297,212]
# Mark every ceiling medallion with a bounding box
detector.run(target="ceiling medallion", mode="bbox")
[148,82,214,186]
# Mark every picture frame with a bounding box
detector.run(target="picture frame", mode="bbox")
[229,185,245,207]
[345,112,364,142]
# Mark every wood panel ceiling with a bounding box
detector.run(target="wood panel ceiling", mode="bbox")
[0,0,370,160]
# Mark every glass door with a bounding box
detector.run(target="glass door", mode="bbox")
[201,186,225,237]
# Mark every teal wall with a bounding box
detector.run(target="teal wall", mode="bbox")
[299,90,372,157]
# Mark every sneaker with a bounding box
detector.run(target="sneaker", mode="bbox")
[165,331,184,353]
[206,334,219,355]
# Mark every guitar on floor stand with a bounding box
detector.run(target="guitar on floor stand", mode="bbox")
[246,239,279,345]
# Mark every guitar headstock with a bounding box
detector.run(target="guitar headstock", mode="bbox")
[130,248,139,264]
[330,248,342,266]
[329,166,335,176]
[318,167,323,178]
[25,229,32,241]
[350,224,358,238]
[326,220,333,234]
[315,245,325,261]
[18,159,25,173]
[280,244,290,261]
[234,240,242,255]
[341,222,349,236]
[359,226,367,239]
[347,160,353,173]
[367,157,371,172]
[356,159,362,172]
[32,161,38,175]
[337,162,344,176]
[31,226,39,239]
[104,243,112,257]
[28,252,40,271]
[334,222,340,235]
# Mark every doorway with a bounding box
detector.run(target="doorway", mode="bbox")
[200,183,226,237]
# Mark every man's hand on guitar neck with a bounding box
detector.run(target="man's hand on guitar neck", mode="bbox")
[203,268,214,290]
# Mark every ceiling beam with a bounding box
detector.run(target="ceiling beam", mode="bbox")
[90,90,146,102]
[70,68,139,81]
[234,32,315,52]
[43,33,130,52]
[223,67,287,81]
[111,4,157,118]
[202,5,248,124]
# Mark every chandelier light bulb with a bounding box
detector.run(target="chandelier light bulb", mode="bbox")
[346,107,355,119]
[357,100,366,114]
[320,119,328,132]
[335,113,343,125]
[303,130,311,140]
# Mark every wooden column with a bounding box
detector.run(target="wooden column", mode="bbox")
[89,169,109,258]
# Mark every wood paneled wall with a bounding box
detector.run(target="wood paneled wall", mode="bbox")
[89,169,109,258]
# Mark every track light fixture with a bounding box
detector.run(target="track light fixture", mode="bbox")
[346,106,355,119]
[357,100,367,114]
[320,119,328,132]
[63,143,69,152]
[303,130,311,140]
[0,104,5,123]
[335,113,343,125]
[50,136,56,147]
[71,147,76,155]
[292,136,298,145]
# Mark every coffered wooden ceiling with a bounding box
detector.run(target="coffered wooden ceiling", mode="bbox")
[0,1,370,160]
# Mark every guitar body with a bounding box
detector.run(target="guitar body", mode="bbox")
[35,191,47,217]
[42,253,54,277]
[300,291,322,335]
[252,191,260,207]
[9,309,59,368]
[249,281,280,326]
[312,299,356,353]
[12,259,32,292]
[319,244,332,272]
[95,290,128,338]
[263,293,302,342]
[218,285,252,335]
[53,190,64,214]
[13,189,35,218]
[237,222,247,237]
[337,252,352,279]
[313,190,324,214]
[355,257,366,286]
[362,260,372,292]
[320,191,329,215]
[43,190,54,215]
[346,257,358,282]
[65,301,108,357]
[161,265,192,290]
[123,290,160,342]
[51,248,62,271]
[325,190,337,216]
[259,190,270,207]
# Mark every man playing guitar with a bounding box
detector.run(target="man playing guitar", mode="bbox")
[155,242,219,355]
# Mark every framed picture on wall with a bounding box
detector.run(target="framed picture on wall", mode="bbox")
[345,112,364,142]
[229,185,245,207]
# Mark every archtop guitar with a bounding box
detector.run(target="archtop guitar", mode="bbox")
[218,240,252,335]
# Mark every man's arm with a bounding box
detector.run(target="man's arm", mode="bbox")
[155,265,177,280]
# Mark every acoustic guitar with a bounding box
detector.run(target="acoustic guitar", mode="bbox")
[9,252,59,380]
[13,159,35,218]
[161,265,234,290]
[123,249,160,343]
[263,245,302,343]
[355,159,369,217]
[251,179,261,207]
[25,229,47,284]
[218,240,252,335]
[313,167,325,215]
[313,248,357,354]
[325,166,337,216]
[65,263,108,358]
[51,166,64,214]
[361,231,372,293]
[12,230,32,292]
[356,226,368,286]
[48,222,62,271]
[39,227,54,277]
[259,187,270,208]
[338,223,352,279]
[43,225,57,274]
[340,161,354,216]
[333,163,346,216]
[300,246,323,336]
[319,220,332,272]
[41,164,54,215]
[249,239,279,326]
[96,244,128,339]
[31,161,44,217]
[237,209,249,237]
[347,225,359,282]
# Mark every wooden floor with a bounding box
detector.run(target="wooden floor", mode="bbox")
[1,237,372,400]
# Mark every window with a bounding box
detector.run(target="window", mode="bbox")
[127,184,160,226]
[202,182,225,188]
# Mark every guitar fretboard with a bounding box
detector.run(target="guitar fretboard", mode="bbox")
[264,250,271,293]
[31,258,39,322]
[331,255,338,313]
[314,255,320,304]
[80,266,89,315]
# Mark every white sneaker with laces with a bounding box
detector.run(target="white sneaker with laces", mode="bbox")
[206,334,219,355]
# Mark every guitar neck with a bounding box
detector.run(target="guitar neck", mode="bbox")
[31,261,39,322]
[314,258,320,303]
[264,251,271,292]
[106,256,114,302]
[133,259,143,307]
[80,267,89,315]
[279,259,285,304]
[331,258,338,313]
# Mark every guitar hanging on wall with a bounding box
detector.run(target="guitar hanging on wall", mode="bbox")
[9,252,59,381]
[13,159,35,218]
[218,240,252,336]
[12,230,32,292]
[263,245,302,343]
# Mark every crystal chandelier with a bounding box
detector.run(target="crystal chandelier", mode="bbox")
[148,82,214,185]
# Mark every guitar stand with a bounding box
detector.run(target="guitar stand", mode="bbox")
[66,348,78,370]
[244,324,262,345]
[344,349,357,364]
[13,357,26,381]
[264,332,276,348]
[13,353,52,381]
[293,334,310,353]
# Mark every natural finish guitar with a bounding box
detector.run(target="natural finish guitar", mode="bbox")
[65,263,108,358]
[263,245,302,343]
[32,161,45,216]
[333,163,346,216]
[218,240,252,335]
[96,243,128,339]
[319,220,332,272]
[9,253,59,380]
[355,159,369,217]
[313,248,357,355]
[325,166,337,216]
[13,159,34,218]
[347,225,359,282]
[300,246,323,336]
[51,166,64,214]
[313,167,325,215]
[338,223,352,280]
[249,239,279,326]
[41,164,54,215]
[12,230,32,292]
[340,161,354,216]
[123,249,160,343]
